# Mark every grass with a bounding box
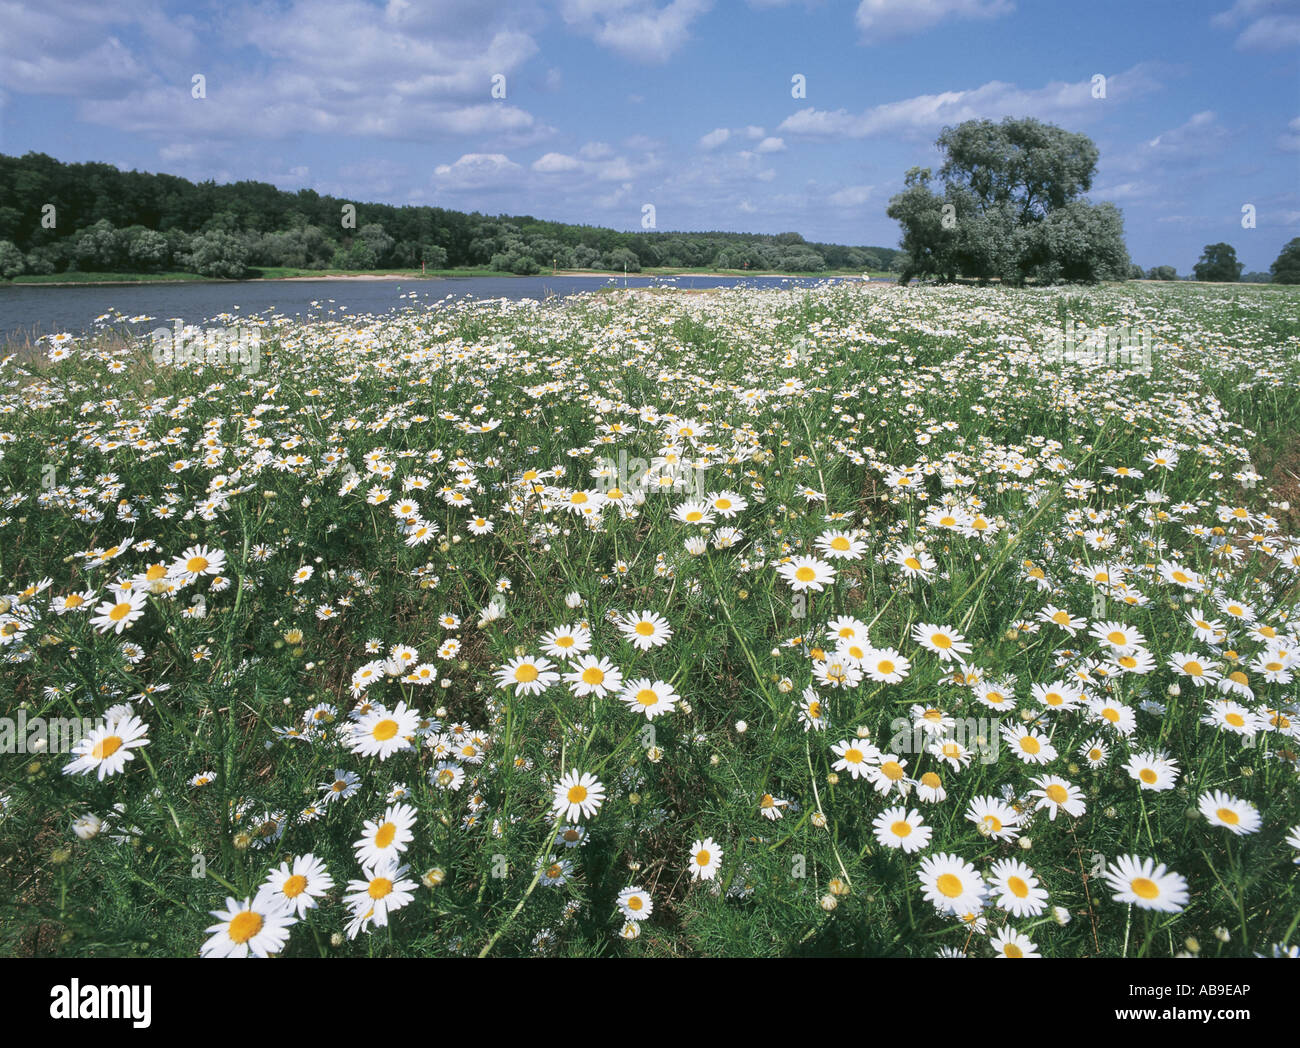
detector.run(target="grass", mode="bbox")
[1,280,1298,958]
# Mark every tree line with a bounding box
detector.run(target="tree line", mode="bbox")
[0,152,900,279]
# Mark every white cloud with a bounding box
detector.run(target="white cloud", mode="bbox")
[559,0,714,64]
[533,152,583,173]
[699,127,730,149]
[432,153,524,189]
[756,136,786,152]
[1280,115,1300,152]
[854,0,1014,41]
[828,185,874,206]
[1211,0,1300,52]
[778,64,1163,140]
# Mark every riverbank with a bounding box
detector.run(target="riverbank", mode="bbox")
[6,267,894,288]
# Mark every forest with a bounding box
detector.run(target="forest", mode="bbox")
[0,152,901,278]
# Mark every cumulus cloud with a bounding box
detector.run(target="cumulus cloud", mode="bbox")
[559,0,714,64]
[778,64,1164,140]
[854,0,1015,41]
[1211,0,1300,51]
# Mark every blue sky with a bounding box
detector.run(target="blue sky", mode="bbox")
[2,0,1297,271]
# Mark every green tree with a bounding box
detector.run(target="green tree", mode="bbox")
[1147,265,1177,281]
[886,118,1128,284]
[0,240,25,279]
[1193,243,1243,282]
[1269,237,1300,284]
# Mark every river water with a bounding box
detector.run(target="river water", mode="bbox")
[0,274,883,339]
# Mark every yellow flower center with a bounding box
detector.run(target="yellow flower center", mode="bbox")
[187,556,209,573]
[831,536,850,550]
[1007,876,1029,898]
[930,633,952,649]
[92,736,123,760]
[108,602,133,621]
[515,664,539,683]
[891,820,912,837]
[227,911,263,943]
[636,689,658,707]
[582,667,605,685]
[696,849,711,867]
[936,873,963,898]
[567,785,588,804]
[374,823,396,848]
[1131,877,1159,900]
[1140,769,1157,784]
[368,877,393,900]
[881,760,904,781]
[795,566,816,582]
[1046,784,1068,803]
[1216,808,1240,825]
[1020,736,1041,755]
[372,719,399,741]
[282,875,307,898]
[635,621,655,636]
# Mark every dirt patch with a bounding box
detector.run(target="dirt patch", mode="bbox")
[1255,430,1300,535]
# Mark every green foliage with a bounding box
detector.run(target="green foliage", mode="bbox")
[886,119,1129,285]
[1270,237,1300,285]
[1193,243,1243,283]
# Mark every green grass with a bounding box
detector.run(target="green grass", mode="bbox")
[1,281,1298,958]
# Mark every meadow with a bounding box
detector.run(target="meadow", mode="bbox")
[1,280,1298,958]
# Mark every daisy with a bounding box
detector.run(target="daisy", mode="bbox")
[893,545,937,580]
[985,858,1047,917]
[1038,604,1087,637]
[620,678,679,720]
[1168,651,1222,686]
[319,769,362,802]
[494,655,560,697]
[620,610,673,651]
[672,501,715,526]
[872,806,932,854]
[169,544,227,583]
[865,753,911,797]
[814,656,863,690]
[816,530,867,561]
[1031,680,1081,711]
[1001,724,1057,765]
[776,556,837,592]
[1187,609,1228,645]
[825,616,870,645]
[538,856,573,886]
[617,886,653,921]
[912,623,973,663]
[63,712,150,781]
[929,735,973,771]
[1202,700,1259,736]
[1088,696,1137,736]
[344,860,418,938]
[348,701,420,761]
[354,803,417,866]
[688,837,723,881]
[553,770,606,822]
[538,626,595,660]
[564,655,624,698]
[831,737,880,779]
[799,687,829,731]
[916,771,948,804]
[990,927,1041,958]
[918,853,986,915]
[1089,620,1146,655]
[429,761,466,791]
[89,588,148,635]
[1079,737,1109,767]
[201,895,296,958]
[862,647,910,684]
[1103,855,1189,913]
[966,795,1021,841]
[758,793,790,820]
[1029,775,1086,820]
[261,854,334,918]
[707,491,747,518]
[1124,750,1180,792]
[1198,790,1261,836]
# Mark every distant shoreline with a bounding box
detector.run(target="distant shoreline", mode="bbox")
[5,269,892,289]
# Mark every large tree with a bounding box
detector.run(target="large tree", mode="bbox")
[1193,243,1243,282]
[887,117,1129,285]
[1270,237,1300,285]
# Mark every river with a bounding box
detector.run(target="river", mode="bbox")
[0,274,883,340]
